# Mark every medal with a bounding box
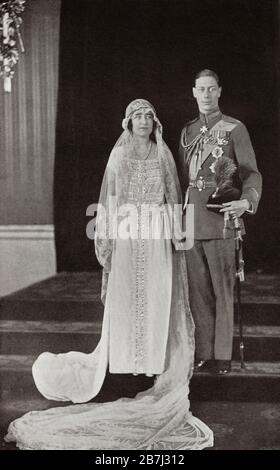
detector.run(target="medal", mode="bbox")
[200,125,208,135]
[212,146,224,159]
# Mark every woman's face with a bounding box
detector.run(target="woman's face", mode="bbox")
[131,108,154,138]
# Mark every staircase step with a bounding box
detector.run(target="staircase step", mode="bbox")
[1,321,280,360]
[233,325,280,361]
[1,272,280,325]
[234,272,280,324]
[234,303,280,326]
[0,271,103,322]
[0,355,154,402]
[0,321,101,355]
[0,355,279,402]
[1,299,279,325]
[0,299,104,322]
[190,361,280,402]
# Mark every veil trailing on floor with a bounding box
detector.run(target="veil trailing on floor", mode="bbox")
[5,100,213,450]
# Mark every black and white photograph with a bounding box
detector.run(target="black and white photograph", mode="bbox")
[0,0,279,455]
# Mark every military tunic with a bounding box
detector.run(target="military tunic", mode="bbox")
[178,109,262,360]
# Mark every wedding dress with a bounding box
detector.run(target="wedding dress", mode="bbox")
[5,99,213,450]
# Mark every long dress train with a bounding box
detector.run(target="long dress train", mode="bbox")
[5,253,213,450]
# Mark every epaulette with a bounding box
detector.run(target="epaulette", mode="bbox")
[221,114,242,125]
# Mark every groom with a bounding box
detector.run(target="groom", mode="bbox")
[178,69,262,374]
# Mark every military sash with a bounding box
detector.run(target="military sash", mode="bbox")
[189,119,238,180]
[183,119,239,208]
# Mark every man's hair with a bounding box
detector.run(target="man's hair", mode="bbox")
[194,69,220,86]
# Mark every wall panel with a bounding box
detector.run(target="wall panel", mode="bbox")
[0,0,61,224]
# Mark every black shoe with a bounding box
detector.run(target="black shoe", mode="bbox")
[216,360,231,375]
[194,360,214,372]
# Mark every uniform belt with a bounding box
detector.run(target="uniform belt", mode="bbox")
[189,177,216,191]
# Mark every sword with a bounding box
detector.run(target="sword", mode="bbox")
[233,216,245,369]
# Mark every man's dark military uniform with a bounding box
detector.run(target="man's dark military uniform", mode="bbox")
[178,109,262,361]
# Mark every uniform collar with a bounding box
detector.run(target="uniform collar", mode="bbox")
[199,108,222,125]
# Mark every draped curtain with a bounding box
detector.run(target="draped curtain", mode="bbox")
[54,0,279,272]
[0,0,60,225]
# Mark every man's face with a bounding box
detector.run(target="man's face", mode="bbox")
[192,76,222,114]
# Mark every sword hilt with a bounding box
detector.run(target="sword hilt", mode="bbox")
[236,259,245,282]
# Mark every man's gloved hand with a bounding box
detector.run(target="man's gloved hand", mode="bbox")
[219,199,251,218]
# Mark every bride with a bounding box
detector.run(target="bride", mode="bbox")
[5,99,213,450]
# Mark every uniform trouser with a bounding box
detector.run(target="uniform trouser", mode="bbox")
[186,239,236,361]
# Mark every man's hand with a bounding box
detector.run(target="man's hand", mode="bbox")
[219,199,250,218]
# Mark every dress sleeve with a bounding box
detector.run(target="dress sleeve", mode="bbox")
[162,145,186,249]
[94,151,117,272]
